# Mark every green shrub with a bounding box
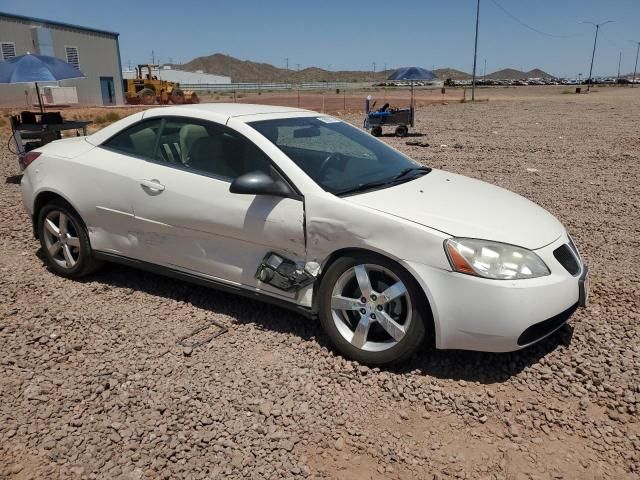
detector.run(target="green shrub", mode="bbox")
[105,112,121,122]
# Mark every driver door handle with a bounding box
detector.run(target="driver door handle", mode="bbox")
[139,178,165,192]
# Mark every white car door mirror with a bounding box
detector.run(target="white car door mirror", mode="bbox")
[229,171,293,198]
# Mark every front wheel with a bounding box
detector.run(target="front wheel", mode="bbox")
[318,253,428,366]
[38,200,102,278]
[371,126,382,137]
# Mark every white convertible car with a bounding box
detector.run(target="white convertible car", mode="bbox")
[20,104,588,365]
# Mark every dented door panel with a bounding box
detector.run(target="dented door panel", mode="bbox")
[130,162,306,297]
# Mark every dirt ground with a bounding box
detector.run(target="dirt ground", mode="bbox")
[0,86,638,479]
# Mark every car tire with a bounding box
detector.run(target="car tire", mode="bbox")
[318,252,428,366]
[37,200,102,278]
[371,126,382,137]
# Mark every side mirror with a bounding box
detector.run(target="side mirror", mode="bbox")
[229,171,293,198]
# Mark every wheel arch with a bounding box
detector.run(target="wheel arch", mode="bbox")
[313,247,436,347]
[32,190,85,239]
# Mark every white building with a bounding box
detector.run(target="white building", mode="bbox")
[0,11,123,106]
[123,65,231,85]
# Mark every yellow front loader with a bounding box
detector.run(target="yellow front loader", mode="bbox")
[123,64,199,105]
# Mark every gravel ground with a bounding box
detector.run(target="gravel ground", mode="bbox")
[1,86,638,479]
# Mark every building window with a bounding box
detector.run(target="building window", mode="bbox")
[65,46,80,69]
[1,42,16,60]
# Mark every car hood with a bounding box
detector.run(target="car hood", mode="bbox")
[344,169,564,250]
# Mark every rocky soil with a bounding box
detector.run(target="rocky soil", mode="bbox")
[1,86,638,479]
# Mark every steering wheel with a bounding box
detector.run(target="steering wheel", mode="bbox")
[318,152,345,181]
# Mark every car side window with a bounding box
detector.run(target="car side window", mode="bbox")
[102,119,163,159]
[154,118,273,180]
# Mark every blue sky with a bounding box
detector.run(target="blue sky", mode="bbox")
[1,0,639,77]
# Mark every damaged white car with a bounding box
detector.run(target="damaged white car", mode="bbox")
[20,104,588,365]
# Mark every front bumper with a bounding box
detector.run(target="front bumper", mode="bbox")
[403,233,586,352]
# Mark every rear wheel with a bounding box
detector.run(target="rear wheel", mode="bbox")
[395,125,408,137]
[318,253,428,366]
[38,200,102,278]
[371,126,382,137]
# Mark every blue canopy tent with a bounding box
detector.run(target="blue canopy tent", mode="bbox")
[387,67,437,112]
[387,67,437,82]
[0,52,85,113]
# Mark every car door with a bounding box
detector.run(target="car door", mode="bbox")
[129,116,306,298]
[86,117,164,256]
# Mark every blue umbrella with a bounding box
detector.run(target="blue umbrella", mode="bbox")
[387,67,437,81]
[387,67,438,112]
[0,52,85,112]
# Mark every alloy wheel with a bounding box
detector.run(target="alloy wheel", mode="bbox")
[331,264,412,352]
[42,210,82,270]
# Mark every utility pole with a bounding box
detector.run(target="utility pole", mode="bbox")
[631,41,640,88]
[617,51,622,83]
[285,58,289,70]
[483,58,487,80]
[151,50,155,65]
[471,0,480,101]
[582,20,614,92]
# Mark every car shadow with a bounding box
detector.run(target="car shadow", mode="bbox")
[396,324,573,383]
[378,132,426,138]
[77,260,573,384]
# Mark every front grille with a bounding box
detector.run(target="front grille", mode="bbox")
[517,302,578,346]
[554,244,580,276]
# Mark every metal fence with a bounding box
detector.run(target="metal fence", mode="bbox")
[180,82,366,92]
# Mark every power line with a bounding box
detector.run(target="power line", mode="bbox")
[599,31,623,49]
[489,0,583,38]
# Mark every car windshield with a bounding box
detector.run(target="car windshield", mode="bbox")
[248,117,428,195]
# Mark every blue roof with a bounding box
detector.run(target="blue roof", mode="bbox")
[0,11,119,37]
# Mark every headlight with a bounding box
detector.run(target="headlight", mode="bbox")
[444,238,550,280]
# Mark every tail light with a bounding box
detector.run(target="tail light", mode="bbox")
[22,151,41,170]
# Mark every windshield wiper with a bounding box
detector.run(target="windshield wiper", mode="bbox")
[334,179,395,196]
[335,167,431,196]
[393,166,431,180]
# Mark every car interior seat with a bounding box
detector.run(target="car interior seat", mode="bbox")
[129,127,156,157]
[179,124,208,164]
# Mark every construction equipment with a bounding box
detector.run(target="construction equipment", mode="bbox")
[123,64,199,105]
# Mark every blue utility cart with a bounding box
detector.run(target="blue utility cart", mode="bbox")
[364,98,413,137]
[364,66,437,138]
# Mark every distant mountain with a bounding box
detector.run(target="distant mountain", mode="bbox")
[177,53,392,83]
[176,53,468,83]
[434,68,471,80]
[175,53,549,83]
[487,68,554,79]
